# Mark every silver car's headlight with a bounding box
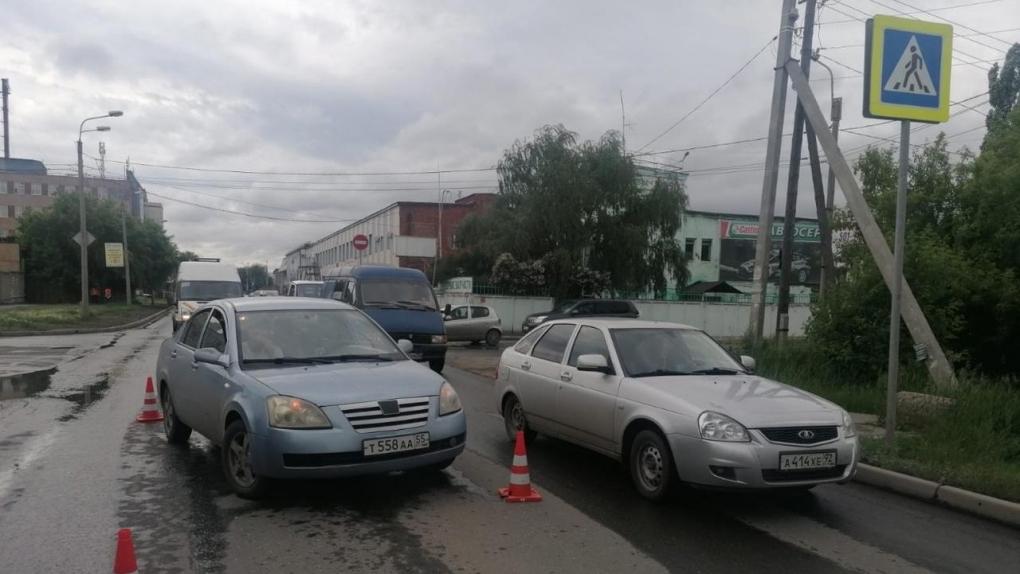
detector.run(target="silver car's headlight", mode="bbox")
[698,411,750,442]
[267,396,332,429]
[439,382,462,416]
[842,410,857,438]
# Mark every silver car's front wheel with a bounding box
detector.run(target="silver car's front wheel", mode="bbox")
[629,430,675,501]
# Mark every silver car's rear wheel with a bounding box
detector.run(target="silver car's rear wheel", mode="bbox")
[629,430,675,501]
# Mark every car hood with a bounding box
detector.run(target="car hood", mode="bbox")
[362,307,445,336]
[249,360,445,406]
[623,374,842,428]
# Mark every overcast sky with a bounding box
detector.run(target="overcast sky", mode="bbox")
[3,0,1016,268]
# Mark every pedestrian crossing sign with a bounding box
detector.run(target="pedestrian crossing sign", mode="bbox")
[864,15,952,123]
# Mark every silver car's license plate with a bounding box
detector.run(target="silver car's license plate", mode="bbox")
[363,432,430,457]
[779,451,837,471]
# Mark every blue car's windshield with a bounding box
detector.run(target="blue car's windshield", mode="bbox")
[359,279,437,311]
[238,309,406,366]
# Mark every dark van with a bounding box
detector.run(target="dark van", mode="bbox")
[320,266,447,372]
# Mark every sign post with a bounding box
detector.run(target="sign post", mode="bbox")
[352,233,368,266]
[864,15,952,445]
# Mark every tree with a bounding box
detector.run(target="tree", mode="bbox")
[177,250,200,262]
[17,194,178,303]
[238,264,271,293]
[454,125,688,299]
[986,43,1020,135]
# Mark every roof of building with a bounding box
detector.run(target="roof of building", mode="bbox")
[0,158,47,175]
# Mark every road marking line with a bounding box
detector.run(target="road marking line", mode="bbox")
[737,511,933,573]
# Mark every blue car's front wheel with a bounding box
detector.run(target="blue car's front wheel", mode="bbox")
[222,420,269,499]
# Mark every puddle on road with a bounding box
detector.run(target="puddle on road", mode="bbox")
[55,375,111,422]
[0,368,56,401]
[99,333,125,350]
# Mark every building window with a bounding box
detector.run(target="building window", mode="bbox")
[700,239,712,261]
[30,183,42,196]
[14,182,26,194]
[685,238,696,259]
[41,184,49,196]
[14,205,25,217]
[1,182,8,194]
[6,205,14,218]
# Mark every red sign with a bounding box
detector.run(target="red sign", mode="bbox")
[352,234,369,251]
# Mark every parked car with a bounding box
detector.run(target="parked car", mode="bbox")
[521,299,638,333]
[320,266,447,372]
[443,304,502,346]
[494,318,858,500]
[155,297,466,498]
[249,289,279,297]
[286,280,324,297]
[170,260,243,332]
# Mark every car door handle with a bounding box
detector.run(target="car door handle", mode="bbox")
[170,350,177,359]
[191,361,199,370]
[521,361,531,371]
[560,372,573,382]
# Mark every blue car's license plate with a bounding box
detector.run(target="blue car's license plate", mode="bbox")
[362,432,430,457]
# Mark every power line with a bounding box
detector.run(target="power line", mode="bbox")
[819,0,1005,25]
[634,35,777,152]
[148,181,497,192]
[145,190,358,223]
[887,0,1014,50]
[102,157,496,177]
[814,26,1020,50]
[155,183,350,216]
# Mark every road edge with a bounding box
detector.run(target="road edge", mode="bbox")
[0,306,171,337]
[854,463,1020,528]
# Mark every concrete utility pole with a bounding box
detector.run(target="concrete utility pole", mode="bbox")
[811,54,841,292]
[785,61,956,389]
[776,0,819,343]
[122,208,131,305]
[2,79,9,159]
[750,0,798,342]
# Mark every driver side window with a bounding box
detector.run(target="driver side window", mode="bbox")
[181,310,211,348]
[201,310,228,353]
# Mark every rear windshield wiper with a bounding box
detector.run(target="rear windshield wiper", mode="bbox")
[243,357,335,365]
[689,367,742,375]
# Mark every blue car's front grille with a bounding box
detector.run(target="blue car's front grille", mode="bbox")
[340,397,430,433]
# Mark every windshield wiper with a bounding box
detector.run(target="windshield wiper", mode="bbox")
[629,369,694,378]
[689,367,742,375]
[319,354,395,362]
[363,302,403,310]
[243,357,335,365]
[395,300,435,311]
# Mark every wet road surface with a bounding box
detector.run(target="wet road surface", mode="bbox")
[0,319,1017,573]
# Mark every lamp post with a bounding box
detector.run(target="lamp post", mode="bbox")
[433,188,452,287]
[78,111,123,316]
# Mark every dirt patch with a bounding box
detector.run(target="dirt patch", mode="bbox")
[446,348,499,380]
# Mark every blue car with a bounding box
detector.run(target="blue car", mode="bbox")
[320,266,447,372]
[155,297,466,498]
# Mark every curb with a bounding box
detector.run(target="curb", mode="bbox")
[854,463,1020,528]
[0,306,171,337]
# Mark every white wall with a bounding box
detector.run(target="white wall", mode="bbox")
[437,293,811,337]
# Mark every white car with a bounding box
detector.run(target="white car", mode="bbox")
[494,318,858,500]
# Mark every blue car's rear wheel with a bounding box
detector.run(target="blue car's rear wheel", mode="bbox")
[161,384,191,445]
[222,420,268,499]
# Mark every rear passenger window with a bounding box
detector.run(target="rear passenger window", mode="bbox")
[531,324,576,363]
[470,306,489,318]
[513,325,548,354]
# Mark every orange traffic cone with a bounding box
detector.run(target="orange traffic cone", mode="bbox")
[498,430,542,503]
[113,528,138,574]
[135,377,164,423]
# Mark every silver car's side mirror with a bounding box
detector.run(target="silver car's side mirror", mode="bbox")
[576,354,611,374]
[195,347,230,368]
[740,355,756,372]
[397,339,414,354]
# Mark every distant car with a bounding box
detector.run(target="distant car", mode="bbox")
[443,304,502,346]
[494,318,858,500]
[250,289,279,297]
[286,280,324,297]
[155,297,466,498]
[521,299,638,333]
[170,260,243,332]
[738,251,811,283]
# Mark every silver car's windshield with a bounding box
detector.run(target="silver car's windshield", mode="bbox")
[610,328,744,378]
[238,309,405,367]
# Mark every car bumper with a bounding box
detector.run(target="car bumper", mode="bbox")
[249,410,467,479]
[411,343,446,362]
[668,431,859,489]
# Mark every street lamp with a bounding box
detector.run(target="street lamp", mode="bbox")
[78,111,124,316]
[433,188,452,287]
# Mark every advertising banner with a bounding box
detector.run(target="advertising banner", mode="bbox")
[718,219,821,284]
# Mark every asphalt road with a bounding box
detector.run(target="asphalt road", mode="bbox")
[0,319,1017,573]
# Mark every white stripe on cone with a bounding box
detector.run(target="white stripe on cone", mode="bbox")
[513,454,528,466]
[510,472,531,485]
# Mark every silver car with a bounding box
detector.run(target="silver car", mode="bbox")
[494,318,858,500]
[155,298,466,498]
[443,304,502,346]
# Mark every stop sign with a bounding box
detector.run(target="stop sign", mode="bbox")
[352,234,369,251]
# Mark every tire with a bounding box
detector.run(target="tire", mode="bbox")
[429,359,445,373]
[222,420,269,499]
[484,329,501,347]
[629,429,676,501]
[502,394,537,443]
[161,384,192,445]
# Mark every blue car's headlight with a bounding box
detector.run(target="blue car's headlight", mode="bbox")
[439,382,462,416]
[267,396,332,429]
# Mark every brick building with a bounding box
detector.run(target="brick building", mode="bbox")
[0,158,149,238]
[279,193,496,284]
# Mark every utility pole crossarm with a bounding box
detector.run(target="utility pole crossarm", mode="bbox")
[785,60,957,389]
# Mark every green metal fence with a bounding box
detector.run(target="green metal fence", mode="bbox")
[440,284,815,305]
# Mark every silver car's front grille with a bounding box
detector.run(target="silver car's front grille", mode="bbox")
[760,426,838,445]
[340,397,430,433]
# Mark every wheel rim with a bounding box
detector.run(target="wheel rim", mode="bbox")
[637,443,664,492]
[508,400,526,433]
[228,431,256,488]
[162,391,174,435]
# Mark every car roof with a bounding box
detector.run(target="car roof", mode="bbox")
[177,261,240,282]
[215,297,354,312]
[542,317,698,330]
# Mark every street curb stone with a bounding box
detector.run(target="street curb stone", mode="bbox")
[855,463,1020,528]
[0,306,171,337]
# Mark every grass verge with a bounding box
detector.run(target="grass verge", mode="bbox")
[737,338,1020,503]
[0,303,165,333]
